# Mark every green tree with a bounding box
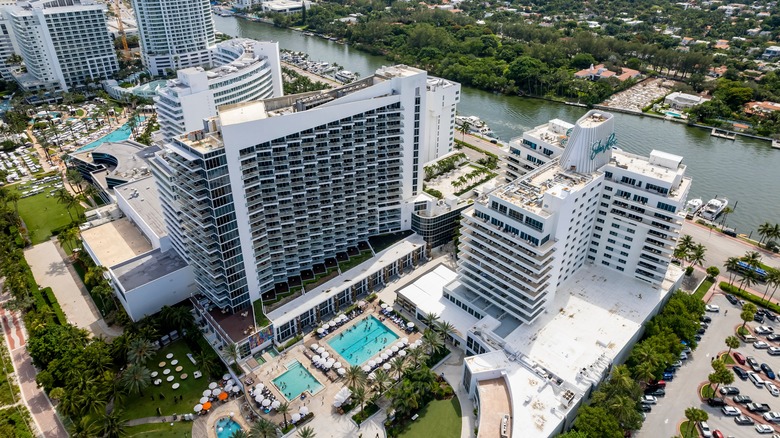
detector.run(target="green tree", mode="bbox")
[297,426,316,438]
[99,409,128,438]
[69,415,100,438]
[708,359,734,394]
[248,418,277,438]
[351,385,367,412]
[573,405,622,438]
[571,53,597,69]
[687,243,707,268]
[277,402,290,428]
[725,336,740,356]
[119,363,151,396]
[344,365,367,390]
[758,222,774,246]
[685,407,708,437]
[724,257,740,287]
[127,337,158,366]
[740,302,757,331]
[706,266,720,280]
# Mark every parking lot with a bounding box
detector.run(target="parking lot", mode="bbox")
[637,293,780,437]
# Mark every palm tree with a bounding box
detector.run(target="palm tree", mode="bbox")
[458,121,471,140]
[159,305,196,332]
[738,269,759,293]
[719,206,734,227]
[351,385,367,412]
[120,363,151,396]
[231,431,249,438]
[92,283,116,312]
[435,320,459,343]
[725,336,740,356]
[82,184,100,208]
[421,312,440,329]
[344,365,366,390]
[55,188,78,221]
[677,234,694,253]
[248,418,277,438]
[223,342,241,365]
[724,257,740,287]
[767,269,780,305]
[687,243,707,268]
[758,222,774,246]
[69,416,100,438]
[742,251,762,268]
[762,268,780,304]
[277,402,290,428]
[297,426,316,438]
[421,328,444,355]
[685,407,708,437]
[407,346,428,368]
[85,265,109,288]
[127,337,158,365]
[389,356,406,380]
[99,409,128,438]
[740,302,757,331]
[371,369,392,395]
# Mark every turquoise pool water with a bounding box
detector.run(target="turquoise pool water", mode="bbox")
[273,360,323,401]
[215,417,242,438]
[76,116,146,152]
[328,315,399,366]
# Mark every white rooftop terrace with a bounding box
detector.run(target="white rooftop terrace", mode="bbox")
[115,177,167,238]
[517,119,574,148]
[465,263,684,437]
[609,149,685,184]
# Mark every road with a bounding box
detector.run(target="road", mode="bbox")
[0,296,67,438]
[636,293,780,437]
[681,220,780,271]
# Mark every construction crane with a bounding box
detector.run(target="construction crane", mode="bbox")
[113,0,130,59]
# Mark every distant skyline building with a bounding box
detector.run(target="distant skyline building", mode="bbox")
[131,0,216,76]
[152,65,446,313]
[3,0,118,92]
[449,111,690,324]
[155,38,283,143]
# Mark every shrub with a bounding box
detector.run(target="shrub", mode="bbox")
[278,334,303,352]
[719,282,780,314]
[366,293,378,303]
[685,266,694,276]
[42,288,67,325]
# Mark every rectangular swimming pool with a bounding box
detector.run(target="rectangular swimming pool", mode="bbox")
[328,315,399,366]
[272,360,323,401]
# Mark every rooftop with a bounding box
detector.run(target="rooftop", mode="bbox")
[81,217,152,267]
[608,149,686,186]
[476,378,512,438]
[267,234,427,327]
[69,141,159,188]
[114,177,167,238]
[112,248,189,291]
[517,119,573,149]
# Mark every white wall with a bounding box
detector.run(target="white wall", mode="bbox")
[112,264,195,321]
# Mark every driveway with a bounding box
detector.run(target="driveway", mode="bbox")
[636,293,780,437]
[24,240,121,339]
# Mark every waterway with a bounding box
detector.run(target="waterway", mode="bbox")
[215,16,780,238]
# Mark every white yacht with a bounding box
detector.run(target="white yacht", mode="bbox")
[699,197,728,221]
[334,70,357,83]
[684,198,703,219]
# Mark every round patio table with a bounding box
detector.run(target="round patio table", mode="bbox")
[181,373,188,380]
[158,362,166,368]
[166,353,174,359]
[166,376,174,382]
[175,366,183,372]
[163,369,171,375]
[172,383,180,390]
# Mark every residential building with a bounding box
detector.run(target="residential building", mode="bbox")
[155,39,283,142]
[574,64,641,82]
[152,65,434,318]
[422,76,460,163]
[664,91,710,110]
[763,46,780,60]
[744,100,780,116]
[131,0,216,76]
[4,0,118,91]
[505,118,573,181]
[0,15,19,81]
[260,0,311,15]
[450,110,690,325]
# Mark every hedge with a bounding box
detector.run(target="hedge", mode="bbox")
[42,288,67,325]
[719,282,780,314]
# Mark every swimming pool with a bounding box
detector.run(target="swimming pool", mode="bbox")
[215,417,242,438]
[273,360,323,401]
[328,315,399,366]
[76,116,146,152]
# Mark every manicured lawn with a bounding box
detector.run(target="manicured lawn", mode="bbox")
[693,279,714,300]
[338,250,374,273]
[700,384,715,399]
[125,421,192,437]
[722,353,735,365]
[397,397,462,438]
[680,420,699,438]
[119,341,223,420]
[9,187,83,244]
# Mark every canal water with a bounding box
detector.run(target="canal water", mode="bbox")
[215,16,780,238]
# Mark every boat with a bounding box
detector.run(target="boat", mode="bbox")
[699,197,728,221]
[711,128,736,140]
[684,198,703,219]
[334,70,356,83]
[456,115,497,138]
[772,139,780,150]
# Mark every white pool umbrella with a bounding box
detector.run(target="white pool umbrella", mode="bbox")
[232,386,240,393]
[333,362,342,369]
[255,394,264,403]
[380,353,389,361]
[338,368,346,375]
[362,365,371,373]
[300,406,309,416]
[291,413,301,423]
[212,388,222,396]
[401,337,409,344]
[203,390,212,397]
[383,363,391,370]
[392,346,399,353]
[368,360,376,368]
[222,374,230,380]
[200,396,209,404]
[225,384,233,392]
[255,383,264,391]
[310,344,319,351]
[209,382,218,389]
[313,355,321,362]
[226,379,234,386]
[398,350,407,357]
[262,399,271,407]
[317,328,324,334]
[272,400,281,409]
[380,303,388,308]
[321,351,330,359]
[407,322,415,328]
[317,347,325,354]
[194,404,202,412]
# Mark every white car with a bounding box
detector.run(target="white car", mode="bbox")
[641,395,657,405]
[706,304,720,312]
[768,382,780,397]
[755,341,771,349]
[764,411,780,423]
[769,347,780,356]
[757,424,775,434]
[722,406,741,416]
[756,326,775,335]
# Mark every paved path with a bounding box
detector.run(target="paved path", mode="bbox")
[24,240,122,339]
[434,349,476,438]
[0,295,67,438]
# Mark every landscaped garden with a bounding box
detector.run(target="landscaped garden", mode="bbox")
[0,333,20,406]
[397,397,461,438]
[125,421,192,437]
[11,187,83,245]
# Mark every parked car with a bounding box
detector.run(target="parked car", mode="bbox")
[719,386,740,395]
[767,312,777,322]
[640,404,652,412]
[769,347,780,356]
[733,395,752,404]
[697,328,706,335]
[755,341,770,349]
[756,314,766,323]
[671,360,683,368]
[694,334,703,341]
[663,372,675,380]
[767,334,780,342]
[757,326,775,335]
[768,382,780,397]
[701,315,712,323]
[733,366,749,380]
[721,406,741,416]
[706,304,720,312]
[700,322,709,329]
[644,388,665,397]
[762,363,776,380]
[725,294,739,305]
[734,352,746,365]
[764,412,780,423]
[756,424,775,434]
[734,415,755,425]
[707,397,727,407]
[700,421,713,438]
[641,395,657,404]
[749,356,762,372]
[748,403,772,413]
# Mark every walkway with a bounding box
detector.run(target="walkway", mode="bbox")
[434,349,476,438]
[24,240,122,339]
[0,294,67,438]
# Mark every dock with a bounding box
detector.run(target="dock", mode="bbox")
[711,128,737,140]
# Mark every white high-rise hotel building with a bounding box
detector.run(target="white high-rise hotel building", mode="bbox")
[132,0,215,76]
[450,111,690,324]
[152,65,459,312]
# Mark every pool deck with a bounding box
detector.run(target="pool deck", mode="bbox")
[197,399,252,438]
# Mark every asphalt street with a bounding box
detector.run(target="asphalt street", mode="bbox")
[680,221,780,271]
[636,294,780,437]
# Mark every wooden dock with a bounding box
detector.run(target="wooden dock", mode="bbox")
[711,128,737,140]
